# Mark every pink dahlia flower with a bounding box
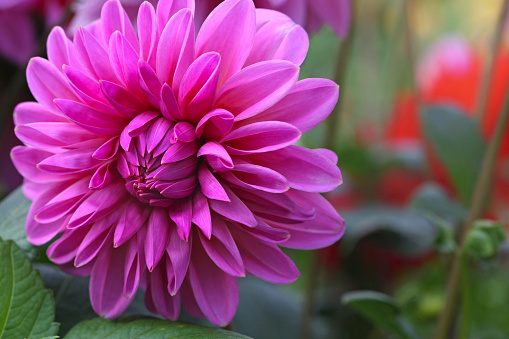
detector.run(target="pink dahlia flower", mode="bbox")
[12,0,344,326]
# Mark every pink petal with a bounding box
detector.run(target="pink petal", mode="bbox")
[191,190,212,238]
[138,60,162,107]
[209,185,257,227]
[47,225,89,264]
[47,26,79,71]
[145,208,171,271]
[271,190,345,249]
[166,226,191,295]
[200,214,244,277]
[215,60,299,121]
[68,183,127,229]
[160,83,184,121]
[138,1,158,67]
[75,216,115,267]
[27,57,79,111]
[93,137,120,161]
[15,122,95,150]
[162,141,198,164]
[89,161,118,189]
[13,102,67,125]
[197,141,233,171]
[232,227,300,284]
[156,8,195,91]
[196,0,256,86]
[74,27,119,83]
[197,164,229,201]
[195,108,234,140]
[90,246,133,318]
[221,121,301,155]
[245,14,308,67]
[169,198,193,241]
[114,199,150,247]
[145,260,181,319]
[11,147,64,183]
[123,235,143,298]
[189,241,239,326]
[101,0,139,51]
[223,160,289,193]
[55,99,127,136]
[178,52,221,123]
[247,145,342,192]
[252,78,339,133]
[37,148,102,175]
[100,80,148,118]
[156,0,195,33]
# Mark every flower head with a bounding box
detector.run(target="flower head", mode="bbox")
[12,0,344,326]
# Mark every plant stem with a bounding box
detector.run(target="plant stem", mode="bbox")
[324,3,356,150]
[402,0,419,101]
[299,251,322,339]
[458,250,472,339]
[432,44,509,339]
[475,0,509,121]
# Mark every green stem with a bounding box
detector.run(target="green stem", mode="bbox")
[475,0,509,121]
[432,26,509,339]
[324,2,356,150]
[458,250,472,339]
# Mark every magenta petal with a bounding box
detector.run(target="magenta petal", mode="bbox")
[189,241,239,326]
[47,26,79,71]
[124,110,159,138]
[245,14,308,67]
[68,183,127,229]
[162,141,198,164]
[171,121,197,143]
[156,8,195,91]
[15,122,95,150]
[27,57,79,111]
[222,121,301,155]
[191,190,212,239]
[114,199,150,247]
[13,102,67,125]
[138,2,158,66]
[232,227,300,284]
[248,145,342,192]
[74,216,115,267]
[55,99,127,136]
[93,137,120,161]
[145,208,171,271]
[225,161,289,193]
[197,141,233,171]
[169,199,192,241]
[101,0,139,52]
[215,60,299,121]
[108,31,145,98]
[146,260,181,319]
[200,215,244,277]
[156,0,195,33]
[138,60,162,107]
[196,0,256,86]
[252,78,339,133]
[271,190,345,250]
[166,226,191,295]
[195,109,234,141]
[74,27,119,83]
[209,185,257,227]
[178,52,221,123]
[123,235,142,298]
[47,225,89,264]
[90,246,133,318]
[89,162,117,190]
[159,176,197,199]
[38,148,101,175]
[11,147,63,183]
[197,164,229,201]
[146,117,173,154]
[160,83,184,121]
[100,80,148,119]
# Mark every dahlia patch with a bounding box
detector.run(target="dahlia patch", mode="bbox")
[12,0,344,326]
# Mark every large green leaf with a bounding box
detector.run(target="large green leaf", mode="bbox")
[65,316,252,338]
[420,105,485,204]
[0,186,35,258]
[342,291,417,339]
[0,238,58,338]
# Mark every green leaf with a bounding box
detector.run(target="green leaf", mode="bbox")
[464,220,505,260]
[420,105,485,204]
[409,183,467,224]
[36,264,153,336]
[0,187,35,259]
[0,238,59,338]
[342,291,418,339]
[65,316,252,338]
